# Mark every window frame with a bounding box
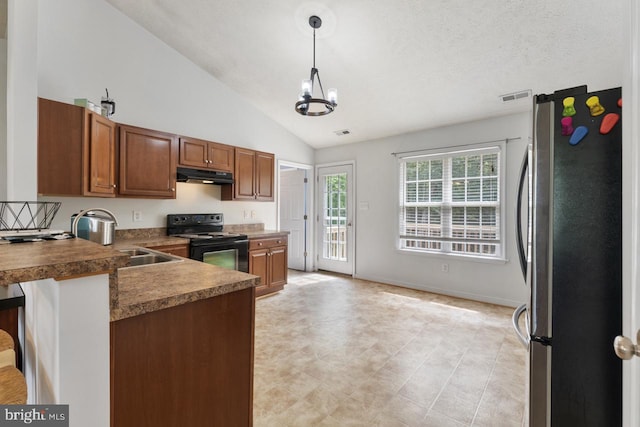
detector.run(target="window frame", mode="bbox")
[396,141,507,261]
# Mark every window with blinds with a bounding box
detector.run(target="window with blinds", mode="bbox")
[398,145,503,258]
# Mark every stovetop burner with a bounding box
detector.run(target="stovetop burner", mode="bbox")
[174,232,244,240]
[167,214,246,243]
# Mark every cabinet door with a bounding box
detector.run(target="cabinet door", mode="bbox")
[269,245,288,288]
[119,125,178,198]
[148,244,189,258]
[249,248,269,295]
[234,148,257,200]
[87,113,116,196]
[255,151,274,201]
[178,137,208,169]
[38,98,85,196]
[207,142,234,173]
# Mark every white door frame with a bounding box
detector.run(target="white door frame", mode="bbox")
[622,1,640,425]
[277,160,313,272]
[315,161,356,275]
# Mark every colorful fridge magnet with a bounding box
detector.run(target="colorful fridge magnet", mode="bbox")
[569,126,588,145]
[561,117,574,136]
[618,98,622,108]
[600,113,620,135]
[586,96,605,116]
[562,97,576,116]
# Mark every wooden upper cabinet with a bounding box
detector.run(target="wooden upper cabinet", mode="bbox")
[178,137,234,173]
[118,124,178,199]
[221,148,274,201]
[234,148,257,200]
[255,151,274,201]
[88,114,117,195]
[38,97,116,197]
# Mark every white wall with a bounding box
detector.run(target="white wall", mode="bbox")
[6,0,38,201]
[34,0,313,230]
[0,38,6,200]
[315,112,531,306]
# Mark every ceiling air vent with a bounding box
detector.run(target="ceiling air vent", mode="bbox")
[334,129,351,136]
[500,89,532,103]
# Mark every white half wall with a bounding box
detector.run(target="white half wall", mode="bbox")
[315,112,532,306]
[30,0,314,229]
[22,275,110,427]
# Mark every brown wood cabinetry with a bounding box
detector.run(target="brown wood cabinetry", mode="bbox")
[118,125,178,199]
[111,287,254,427]
[249,236,287,297]
[222,148,274,201]
[145,243,189,258]
[38,97,116,197]
[178,137,234,172]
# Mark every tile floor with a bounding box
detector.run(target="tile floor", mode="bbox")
[254,271,527,427]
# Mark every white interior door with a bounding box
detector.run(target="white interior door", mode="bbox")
[279,168,307,271]
[316,164,354,275]
[621,1,640,425]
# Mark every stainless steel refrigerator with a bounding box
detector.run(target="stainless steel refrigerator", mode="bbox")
[512,85,623,426]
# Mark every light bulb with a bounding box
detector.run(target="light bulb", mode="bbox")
[301,79,312,96]
[328,88,338,105]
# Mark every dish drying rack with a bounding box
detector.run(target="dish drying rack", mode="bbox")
[0,201,62,231]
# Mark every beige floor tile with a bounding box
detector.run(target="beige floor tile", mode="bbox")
[253,270,526,427]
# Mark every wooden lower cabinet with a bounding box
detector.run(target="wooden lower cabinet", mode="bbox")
[145,243,189,258]
[110,288,254,427]
[249,236,287,297]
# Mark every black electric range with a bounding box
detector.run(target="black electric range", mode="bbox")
[166,214,248,272]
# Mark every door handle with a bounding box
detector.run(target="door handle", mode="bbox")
[614,330,640,360]
[512,303,530,349]
[515,148,529,279]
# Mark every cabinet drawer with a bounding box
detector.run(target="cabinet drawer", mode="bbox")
[147,244,189,258]
[249,236,287,250]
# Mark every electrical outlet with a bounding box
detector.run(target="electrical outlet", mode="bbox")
[441,263,449,273]
[251,210,256,219]
[132,211,142,222]
[243,210,249,219]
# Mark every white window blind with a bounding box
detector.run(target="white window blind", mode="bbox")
[398,145,503,258]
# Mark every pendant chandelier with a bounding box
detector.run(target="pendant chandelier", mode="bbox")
[295,15,338,116]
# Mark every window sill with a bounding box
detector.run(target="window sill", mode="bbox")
[396,248,508,265]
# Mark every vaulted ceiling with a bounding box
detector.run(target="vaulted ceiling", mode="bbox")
[106,0,625,148]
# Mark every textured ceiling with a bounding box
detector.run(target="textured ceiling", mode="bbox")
[105,0,625,148]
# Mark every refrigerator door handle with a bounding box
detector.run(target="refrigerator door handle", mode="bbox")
[512,303,530,348]
[516,149,529,280]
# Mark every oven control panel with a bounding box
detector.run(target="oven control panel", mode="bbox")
[167,213,223,227]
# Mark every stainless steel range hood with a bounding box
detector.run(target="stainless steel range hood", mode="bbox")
[176,167,233,185]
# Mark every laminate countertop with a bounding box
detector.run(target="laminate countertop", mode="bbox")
[113,253,258,321]
[0,238,129,287]
[244,230,289,239]
[0,238,259,322]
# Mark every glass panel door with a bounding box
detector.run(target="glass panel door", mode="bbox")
[316,164,354,274]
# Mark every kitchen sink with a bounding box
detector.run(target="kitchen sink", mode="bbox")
[118,248,184,268]
[119,248,152,256]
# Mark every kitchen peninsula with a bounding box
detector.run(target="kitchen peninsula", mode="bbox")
[0,237,259,427]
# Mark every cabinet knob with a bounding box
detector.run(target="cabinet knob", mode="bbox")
[277,240,282,244]
[171,188,175,192]
[112,184,116,188]
[257,242,263,246]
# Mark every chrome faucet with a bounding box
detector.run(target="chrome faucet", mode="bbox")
[71,208,119,236]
